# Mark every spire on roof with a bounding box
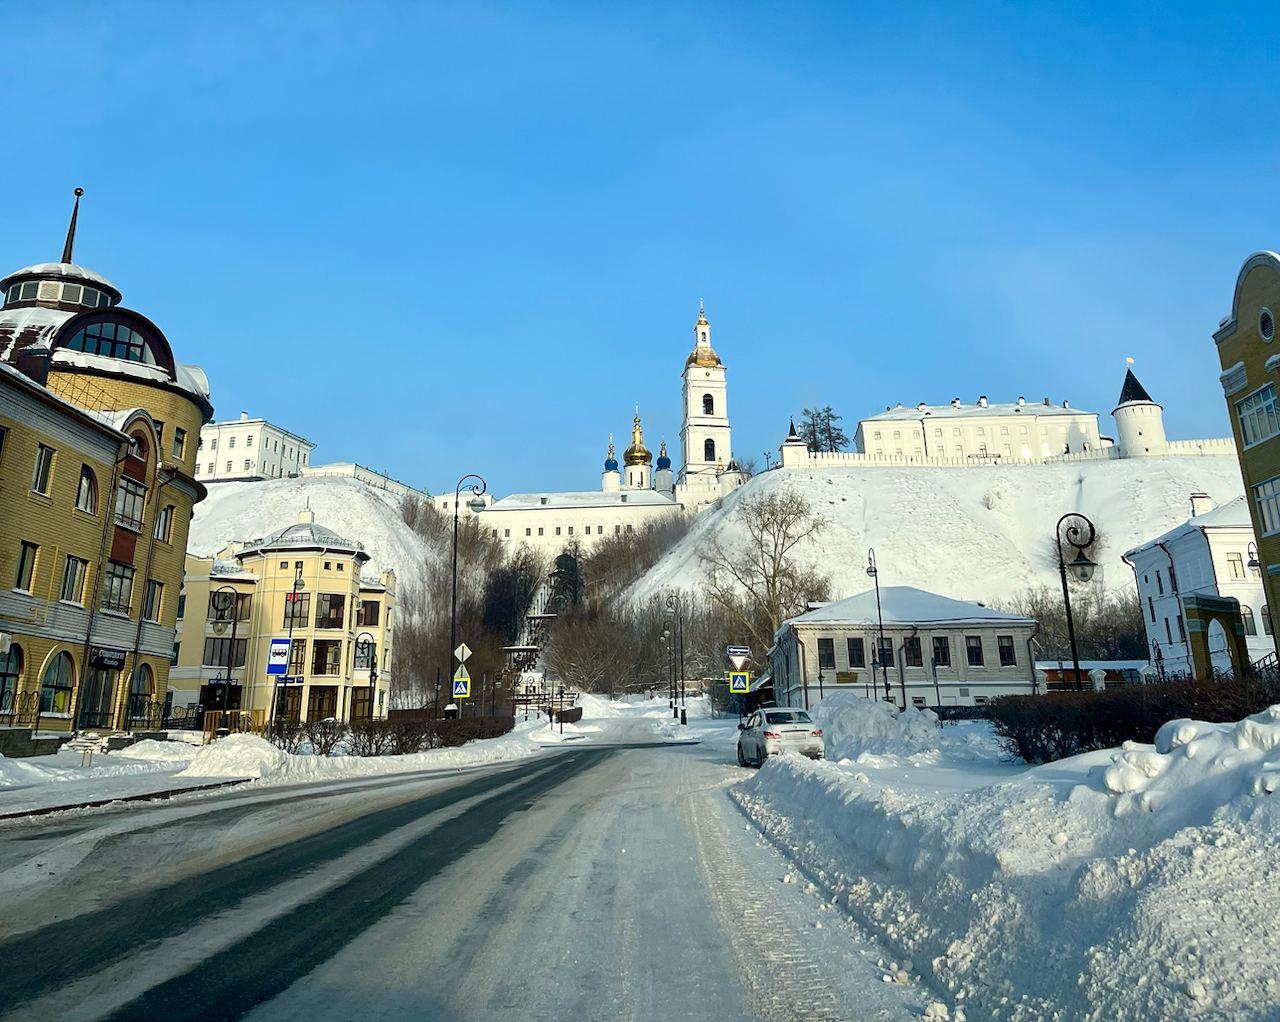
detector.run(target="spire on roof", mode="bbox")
[1118,366,1154,405]
[697,298,707,326]
[61,187,84,264]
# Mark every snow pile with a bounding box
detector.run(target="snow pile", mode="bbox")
[733,705,1280,1020]
[112,739,200,764]
[528,721,603,743]
[628,457,1244,605]
[0,748,193,789]
[177,725,541,783]
[811,693,944,759]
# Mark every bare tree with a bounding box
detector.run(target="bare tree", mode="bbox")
[699,489,830,656]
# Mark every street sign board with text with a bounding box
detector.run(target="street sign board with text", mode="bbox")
[267,638,291,676]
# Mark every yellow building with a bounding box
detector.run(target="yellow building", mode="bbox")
[0,192,212,736]
[1214,250,1280,662]
[171,510,395,723]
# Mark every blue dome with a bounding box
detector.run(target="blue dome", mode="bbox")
[604,456,619,472]
[656,453,671,470]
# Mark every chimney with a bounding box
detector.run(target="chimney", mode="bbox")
[1190,492,1214,517]
[240,411,249,421]
[951,397,961,409]
[13,344,51,387]
[978,395,989,408]
[917,401,927,411]
[1017,396,1026,406]
[298,507,315,525]
[1062,399,1070,409]
[1043,397,1051,406]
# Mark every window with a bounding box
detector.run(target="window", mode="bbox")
[14,541,38,591]
[143,580,164,621]
[904,635,923,668]
[172,427,187,460]
[60,555,88,603]
[315,594,346,629]
[1164,618,1173,643]
[965,635,985,667]
[207,591,251,621]
[152,421,165,444]
[246,434,254,447]
[76,466,98,513]
[538,528,545,536]
[39,651,74,714]
[997,635,1017,667]
[1235,384,1280,447]
[912,696,927,708]
[932,636,951,668]
[154,504,175,542]
[64,320,156,364]
[1262,308,1276,342]
[1177,615,1187,642]
[283,591,311,628]
[1148,596,1155,622]
[1156,570,1164,595]
[225,461,232,472]
[555,527,561,536]
[0,645,22,712]
[289,639,307,675]
[704,438,716,462]
[525,528,531,537]
[32,444,54,494]
[354,640,377,672]
[0,424,6,461]
[177,593,186,619]
[357,600,380,627]
[1228,552,1246,580]
[817,638,836,670]
[102,561,135,613]
[1168,565,1179,592]
[243,460,251,471]
[893,430,901,440]
[114,477,147,531]
[171,641,181,666]
[228,437,236,449]
[568,526,574,535]
[128,664,154,720]
[847,637,865,668]
[202,637,248,668]
[876,636,893,668]
[1265,605,1273,637]
[312,639,341,675]
[702,394,714,415]
[337,563,343,572]
[1242,605,1257,636]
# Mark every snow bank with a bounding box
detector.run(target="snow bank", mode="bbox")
[177,725,540,783]
[112,739,200,764]
[733,704,1280,1020]
[812,693,943,759]
[0,747,191,789]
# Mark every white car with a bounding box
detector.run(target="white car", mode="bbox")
[737,708,824,767]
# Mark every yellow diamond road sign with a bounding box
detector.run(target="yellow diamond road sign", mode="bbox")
[452,665,471,699]
[728,671,750,694]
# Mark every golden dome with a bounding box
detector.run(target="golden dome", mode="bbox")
[623,414,651,466]
[686,345,722,368]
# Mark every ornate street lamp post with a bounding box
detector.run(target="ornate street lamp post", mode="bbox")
[866,548,891,703]
[450,474,488,687]
[210,584,241,722]
[665,593,686,725]
[355,630,377,719]
[1055,513,1098,692]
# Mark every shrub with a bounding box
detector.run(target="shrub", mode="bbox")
[266,719,308,753]
[305,719,348,757]
[988,677,1280,763]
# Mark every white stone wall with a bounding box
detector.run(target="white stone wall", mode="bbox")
[197,418,314,482]
[479,500,683,556]
[857,408,1103,460]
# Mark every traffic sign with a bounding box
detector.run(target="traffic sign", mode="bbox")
[726,644,751,656]
[267,638,291,676]
[454,643,473,663]
[452,665,471,699]
[728,671,751,694]
[728,653,750,672]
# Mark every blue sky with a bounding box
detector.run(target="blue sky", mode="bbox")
[2,2,1276,494]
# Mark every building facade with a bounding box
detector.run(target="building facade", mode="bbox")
[768,586,1039,709]
[0,192,212,734]
[196,411,314,483]
[171,510,395,723]
[1215,250,1280,662]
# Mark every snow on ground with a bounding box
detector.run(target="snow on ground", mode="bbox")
[732,701,1280,1021]
[0,741,198,789]
[628,456,1244,605]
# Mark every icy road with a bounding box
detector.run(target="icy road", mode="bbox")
[0,738,920,1022]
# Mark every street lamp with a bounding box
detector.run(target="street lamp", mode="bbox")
[665,593,686,725]
[1248,542,1261,574]
[210,584,241,723]
[450,473,488,688]
[1152,637,1165,683]
[1055,513,1098,691]
[355,630,377,719]
[866,548,891,704]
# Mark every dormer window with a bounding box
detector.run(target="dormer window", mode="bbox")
[65,320,157,365]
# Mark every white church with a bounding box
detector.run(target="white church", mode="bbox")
[478,304,747,551]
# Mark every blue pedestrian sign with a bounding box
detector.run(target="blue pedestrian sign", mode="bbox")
[452,665,471,699]
[728,671,751,694]
[267,638,291,676]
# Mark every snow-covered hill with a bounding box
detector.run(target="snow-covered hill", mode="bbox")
[189,477,438,586]
[628,455,1246,605]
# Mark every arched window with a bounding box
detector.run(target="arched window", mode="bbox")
[702,394,714,415]
[64,320,157,366]
[1242,605,1258,636]
[40,651,75,714]
[128,664,154,721]
[0,644,22,714]
[76,465,98,514]
[704,438,716,462]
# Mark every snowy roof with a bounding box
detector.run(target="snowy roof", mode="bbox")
[210,558,258,582]
[1124,495,1254,557]
[783,586,1034,629]
[486,490,680,511]
[861,400,1091,422]
[0,261,119,292]
[238,520,369,561]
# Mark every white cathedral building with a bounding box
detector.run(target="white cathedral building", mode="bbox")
[479,304,746,553]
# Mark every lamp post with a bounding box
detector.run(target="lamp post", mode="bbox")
[866,548,890,703]
[450,473,488,686]
[1055,513,1098,692]
[272,566,305,725]
[666,593,686,725]
[355,630,377,719]
[210,585,241,723]
[1248,542,1261,575]
[1152,637,1165,683]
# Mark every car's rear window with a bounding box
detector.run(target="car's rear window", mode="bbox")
[765,710,812,724]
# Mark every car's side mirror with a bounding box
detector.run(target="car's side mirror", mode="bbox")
[737,722,747,730]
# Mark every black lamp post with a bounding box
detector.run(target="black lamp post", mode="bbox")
[666,592,686,724]
[355,630,377,719]
[1248,542,1261,575]
[1055,513,1098,692]
[210,585,241,722]
[1152,637,1165,683]
[867,548,891,703]
[450,474,488,687]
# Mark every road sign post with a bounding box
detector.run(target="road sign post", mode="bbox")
[452,665,471,701]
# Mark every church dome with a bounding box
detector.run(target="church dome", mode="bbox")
[685,344,722,368]
[604,438,619,472]
[656,440,671,470]
[623,414,652,466]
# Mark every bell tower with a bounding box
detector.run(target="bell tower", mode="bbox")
[679,301,732,495]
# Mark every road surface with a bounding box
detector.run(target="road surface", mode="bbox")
[0,737,920,1022]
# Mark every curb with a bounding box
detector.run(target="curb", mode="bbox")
[0,778,253,821]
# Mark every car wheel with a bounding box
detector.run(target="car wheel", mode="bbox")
[736,742,748,767]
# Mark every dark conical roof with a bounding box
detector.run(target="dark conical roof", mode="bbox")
[1117,367,1154,405]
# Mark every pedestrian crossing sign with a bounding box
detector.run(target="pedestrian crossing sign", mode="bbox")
[728,671,750,694]
[452,665,471,699]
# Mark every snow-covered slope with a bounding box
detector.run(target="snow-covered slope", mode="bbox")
[189,477,437,584]
[630,455,1245,605]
